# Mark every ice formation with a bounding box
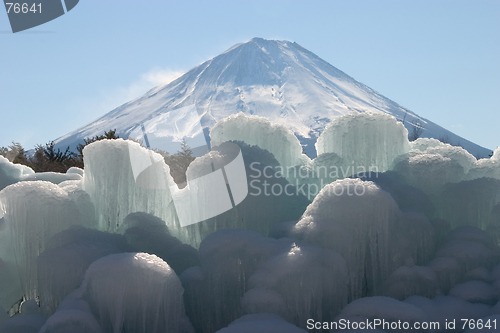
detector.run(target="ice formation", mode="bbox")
[76,252,194,333]
[438,178,500,231]
[0,155,34,191]
[383,264,439,300]
[210,113,309,170]
[36,227,130,315]
[355,171,436,219]
[0,257,22,313]
[81,139,179,234]
[185,229,278,332]
[244,241,349,328]
[1,112,500,330]
[182,229,348,332]
[215,313,307,333]
[0,313,46,333]
[467,146,500,180]
[404,295,492,330]
[316,112,410,173]
[119,212,199,274]
[291,178,435,299]
[336,296,428,328]
[435,227,500,273]
[22,171,82,184]
[410,138,477,173]
[0,181,97,300]
[449,280,499,305]
[179,141,310,247]
[393,153,465,195]
[39,292,103,333]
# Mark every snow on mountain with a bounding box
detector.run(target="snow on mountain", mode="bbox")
[55,37,492,158]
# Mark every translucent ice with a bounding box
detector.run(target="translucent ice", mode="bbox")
[467,146,500,180]
[410,138,477,173]
[435,227,500,274]
[39,293,103,333]
[405,295,492,330]
[120,212,199,274]
[0,313,46,333]
[39,309,103,333]
[316,112,410,173]
[181,142,310,247]
[78,252,194,333]
[449,280,499,305]
[439,178,500,232]
[429,257,463,294]
[22,172,82,184]
[292,178,435,299]
[191,229,277,332]
[244,242,349,328]
[336,296,428,329]
[215,313,308,333]
[210,112,309,169]
[392,153,465,195]
[0,257,22,313]
[36,227,130,315]
[0,181,97,300]
[383,265,439,300]
[82,139,179,235]
[0,155,34,191]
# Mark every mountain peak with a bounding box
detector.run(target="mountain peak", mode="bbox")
[55,39,492,158]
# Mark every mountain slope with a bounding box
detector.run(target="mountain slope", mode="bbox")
[55,37,492,158]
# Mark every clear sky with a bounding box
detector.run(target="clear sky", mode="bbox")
[1,0,498,151]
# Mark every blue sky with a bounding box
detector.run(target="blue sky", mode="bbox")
[1,0,499,151]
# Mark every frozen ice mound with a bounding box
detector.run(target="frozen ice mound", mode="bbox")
[244,241,349,328]
[0,181,98,300]
[180,141,310,247]
[438,178,500,231]
[0,155,34,191]
[119,212,200,274]
[66,167,84,176]
[316,112,410,174]
[185,229,277,332]
[214,313,307,333]
[410,138,443,151]
[405,295,493,330]
[21,172,82,184]
[393,153,465,195]
[0,313,46,333]
[410,138,477,173]
[39,293,103,333]
[337,296,428,332]
[435,226,500,273]
[210,112,309,169]
[82,139,179,235]
[0,257,22,313]
[382,264,439,300]
[429,257,463,294]
[39,309,103,333]
[78,252,194,333]
[183,229,348,332]
[467,146,500,180]
[355,171,436,219]
[449,280,499,305]
[291,178,435,299]
[36,226,130,316]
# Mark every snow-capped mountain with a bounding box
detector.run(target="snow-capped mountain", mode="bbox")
[55,37,492,158]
